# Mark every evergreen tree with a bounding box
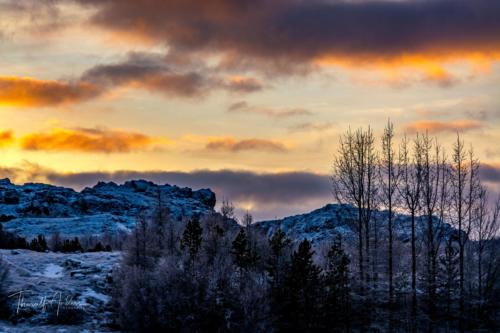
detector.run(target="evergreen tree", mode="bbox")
[61,237,83,253]
[29,234,48,252]
[92,242,105,252]
[181,217,203,260]
[267,229,291,287]
[231,228,251,271]
[323,236,351,329]
[267,229,292,326]
[281,239,322,332]
[204,219,225,266]
[39,234,48,251]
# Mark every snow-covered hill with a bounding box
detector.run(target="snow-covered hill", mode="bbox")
[255,203,455,244]
[0,178,216,237]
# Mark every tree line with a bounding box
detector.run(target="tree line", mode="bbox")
[112,202,354,332]
[110,122,500,332]
[332,121,499,332]
[0,224,119,253]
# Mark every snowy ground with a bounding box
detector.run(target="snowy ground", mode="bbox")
[0,249,122,332]
[4,214,134,238]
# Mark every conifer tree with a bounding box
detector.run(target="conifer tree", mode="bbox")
[181,217,203,260]
[324,236,350,328]
[231,228,253,271]
[267,229,291,290]
[282,239,322,332]
[29,234,48,252]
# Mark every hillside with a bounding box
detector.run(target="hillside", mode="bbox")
[255,203,456,244]
[0,178,216,237]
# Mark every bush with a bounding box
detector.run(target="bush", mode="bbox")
[29,235,48,252]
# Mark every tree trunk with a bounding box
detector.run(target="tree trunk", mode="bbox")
[365,217,370,284]
[388,201,393,305]
[411,211,417,320]
[358,209,364,287]
[478,245,483,301]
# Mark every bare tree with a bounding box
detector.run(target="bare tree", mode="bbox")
[399,133,424,322]
[380,120,400,305]
[221,198,235,222]
[332,127,378,288]
[450,135,480,329]
[473,189,500,302]
[421,133,449,322]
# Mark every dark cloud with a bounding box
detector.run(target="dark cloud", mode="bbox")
[480,164,500,184]
[205,138,288,153]
[45,169,329,202]
[288,122,334,133]
[223,77,264,93]
[71,0,500,72]
[81,53,211,97]
[228,101,248,112]
[81,52,263,97]
[227,101,313,118]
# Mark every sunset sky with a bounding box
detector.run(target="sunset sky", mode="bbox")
[1,0,500,219]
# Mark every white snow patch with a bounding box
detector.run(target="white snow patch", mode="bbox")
[43,263,63,278]
[82,288,110,304]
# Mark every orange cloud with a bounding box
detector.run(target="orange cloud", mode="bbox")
[20,127,159,153]
[316,52,498,87]
[405,120,484,134]
[0,130,14,147]
[205,138,288,153]
[0,77,99,107]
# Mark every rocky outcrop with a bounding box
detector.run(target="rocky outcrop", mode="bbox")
[255,203,456,244]
[0,178,217,237]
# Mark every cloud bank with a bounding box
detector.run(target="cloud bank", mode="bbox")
[45,169,333,220]
[71,0,500,72]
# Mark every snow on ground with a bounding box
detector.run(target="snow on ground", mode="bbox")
[0,249,122,332]
[4,214,135,238]
[42,264,63,278]
[82,287,111,304]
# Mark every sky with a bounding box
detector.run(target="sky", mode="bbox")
[0,0,499,220]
